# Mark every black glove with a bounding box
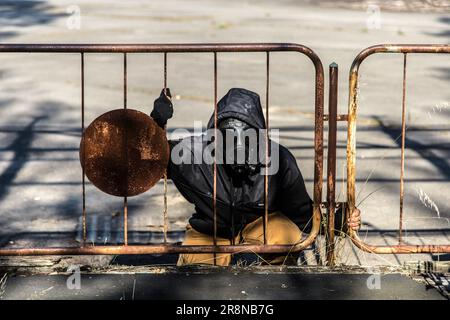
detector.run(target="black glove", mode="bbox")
[151,88,173,128]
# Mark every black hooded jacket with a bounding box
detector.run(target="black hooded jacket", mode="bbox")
[167,88,314,239]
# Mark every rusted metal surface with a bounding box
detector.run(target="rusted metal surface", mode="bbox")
[346,44,450,254]
[123,52,129,245]
[399,53,407,244]
[0,244,319,256]
[80,109,170,197]
[264,52,270,245]
[0,43,326,55]
[348,239,450,254]
[213,52,218,265]
[163,172,168,243]
[312,58,325,248]
[326,63,338,266]
[81,53,86,244]
[163,52,169,244]
[124,196,128,245]
[0,43,324,256]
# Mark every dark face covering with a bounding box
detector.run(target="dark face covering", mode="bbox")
[218,118,261,177]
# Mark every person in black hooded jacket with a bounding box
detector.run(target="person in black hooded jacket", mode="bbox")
[151,88,361,266]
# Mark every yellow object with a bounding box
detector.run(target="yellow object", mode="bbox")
[177,212,302,266]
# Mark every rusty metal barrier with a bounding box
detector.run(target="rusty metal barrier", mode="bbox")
[345,44,450,254]
[0,43,324,257]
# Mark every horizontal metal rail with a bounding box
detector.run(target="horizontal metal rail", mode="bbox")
[0,43,324,256]
[0,244,319,256]
[346,44,450,254]
[0,43,323,54]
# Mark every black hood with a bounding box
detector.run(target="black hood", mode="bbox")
[207,88,266,130]
[167,87,315,239]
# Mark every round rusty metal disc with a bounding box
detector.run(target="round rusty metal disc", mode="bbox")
[80,109,169,197]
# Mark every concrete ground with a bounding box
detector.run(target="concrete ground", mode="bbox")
[0,271,446,300]
[0,0,449,274]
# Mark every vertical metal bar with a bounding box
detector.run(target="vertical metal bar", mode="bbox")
[81,52,86,244]
[123,197,128,245]
[346,71,358,230]
[399,53,407,244]
[314,54,325,246]
[213,52,218,265]
[263,52,270,245]
[326,63,338,266]
[163,172,168,243]
[163,52,168,244]
[163,52,167,92]
[123,52,128,245]
[124,52,127,107]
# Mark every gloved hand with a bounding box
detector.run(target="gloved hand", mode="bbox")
[151,88,173,128]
